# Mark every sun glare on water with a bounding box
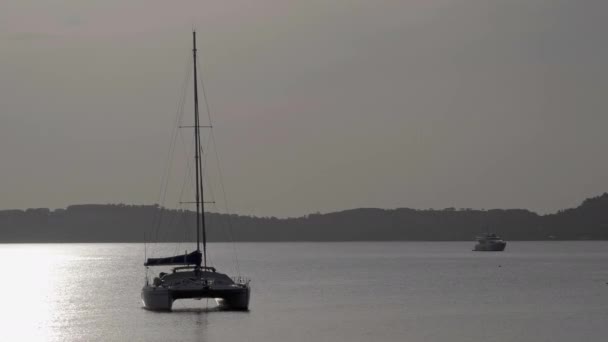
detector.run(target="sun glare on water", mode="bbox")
[0,244,75,341]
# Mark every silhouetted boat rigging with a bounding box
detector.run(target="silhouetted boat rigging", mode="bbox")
[141,31,250,311]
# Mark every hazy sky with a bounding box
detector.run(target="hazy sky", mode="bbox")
[1,0,607,217]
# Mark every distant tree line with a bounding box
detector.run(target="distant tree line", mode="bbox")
[1,193,608,242]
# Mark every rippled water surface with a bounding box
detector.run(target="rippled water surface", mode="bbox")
[1,242,607,341]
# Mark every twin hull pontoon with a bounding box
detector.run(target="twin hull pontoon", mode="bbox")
[142,267,250,311]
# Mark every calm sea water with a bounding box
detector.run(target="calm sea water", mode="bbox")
[1,242,607,341]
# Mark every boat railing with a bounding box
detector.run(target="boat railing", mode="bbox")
[232,276,251,285]
[172,265,217,272]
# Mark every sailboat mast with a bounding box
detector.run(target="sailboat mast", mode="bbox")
[192,31,208,268]
[192,31,202,258]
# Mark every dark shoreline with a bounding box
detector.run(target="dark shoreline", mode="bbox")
[2,193,607,243]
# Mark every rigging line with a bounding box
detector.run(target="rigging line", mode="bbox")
[154,63,192,255]
[150,55,192,254]
[207,203,230,268]
[173,205,189,258]
[168,210,186,257]
[164,73,194,248]
[182,209,190,250]
[192,128,218,266]
[171,182,191,255]
[213,138,241,276]
[192,31,205,264]
[170,205,188,257]
[199,147,217,266]
[199,132,213,201]
[199,133,224,239]
[168,130,196,256]
[155,55,190,220]
[196,57,241,276]
[196,90,216,265]
[178,116,197,194]
[154,91,186,247]
[152,87,189,254]
[173,114,198,254]
[147,55,190,260]
[195,58,241,275]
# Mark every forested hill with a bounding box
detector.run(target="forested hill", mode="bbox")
[1,194,608,242]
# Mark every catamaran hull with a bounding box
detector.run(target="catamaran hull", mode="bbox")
[215,287,250,310]
[141,285,250,311]
[141,286,173,311]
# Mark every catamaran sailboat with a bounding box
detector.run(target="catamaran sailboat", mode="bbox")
[141,32,250,311]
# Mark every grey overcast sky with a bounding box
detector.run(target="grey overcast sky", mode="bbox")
[1,0,607,217]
